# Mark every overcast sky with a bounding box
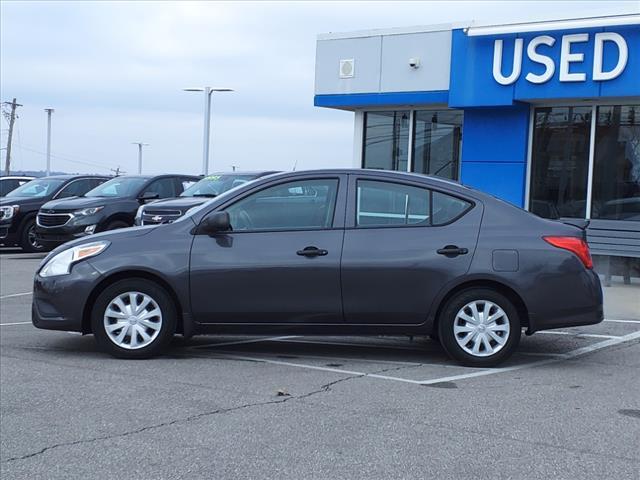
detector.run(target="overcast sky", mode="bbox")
[1,1,638,175]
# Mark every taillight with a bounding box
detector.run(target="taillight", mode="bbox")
[543,236,593,269]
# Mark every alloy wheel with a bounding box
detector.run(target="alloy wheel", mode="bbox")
[453,300,510,357]
[103,291,163,349]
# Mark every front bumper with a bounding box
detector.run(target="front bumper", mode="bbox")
[0,219,17,245]
[32,260,102,332]
[35,223,98,247]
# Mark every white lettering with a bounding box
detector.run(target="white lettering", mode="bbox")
[525,35,556,84]
[593,32,628,81]
[493,38,523,85]
[559,33,589,82]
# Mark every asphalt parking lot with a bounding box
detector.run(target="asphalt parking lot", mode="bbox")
[1,249,639,479]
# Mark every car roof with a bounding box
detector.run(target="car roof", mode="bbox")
[202,171,280,176]
[262,168,472,192]
[110,174,200,180]
[32,174,112,181]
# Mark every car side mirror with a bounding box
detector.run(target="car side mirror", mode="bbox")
[138,191,159,203]
[200,211,231,234]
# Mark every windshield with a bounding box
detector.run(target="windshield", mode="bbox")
[181,174,258,197]
[86,177,148,198]
[6,178,65,198]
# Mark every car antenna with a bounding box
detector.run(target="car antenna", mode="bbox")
[292,159,298,171]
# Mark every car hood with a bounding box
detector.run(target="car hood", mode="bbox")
[39,224,158,265]
[145,197,207,210]
[41,196,118,212]
[0,196,47,208]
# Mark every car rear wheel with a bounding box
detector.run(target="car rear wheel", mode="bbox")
[438,288,520,367]
[20,218,46,253]
[91,279,176,359]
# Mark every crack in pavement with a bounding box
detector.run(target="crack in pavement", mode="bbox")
[3,363,415,464]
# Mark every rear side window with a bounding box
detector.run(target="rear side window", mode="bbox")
[432,191,472,225]
[357,180,430,226]
[356,180,471,227]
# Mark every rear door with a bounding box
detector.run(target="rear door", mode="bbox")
[341,175,483,324]
[190,175,347,324]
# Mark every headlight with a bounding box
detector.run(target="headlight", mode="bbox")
[39,241,109,277]
[135,205,144,220]
[74,206,104,216]
[0,205,19,220]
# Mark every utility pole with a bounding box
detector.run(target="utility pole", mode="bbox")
[44,108,54,176]
[110,166,124,176]
[131,142,149,174]
[183,87,233,175]
[2,98,22,175]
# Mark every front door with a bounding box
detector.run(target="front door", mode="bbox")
[190,176,346,324]
[341,176,482,324]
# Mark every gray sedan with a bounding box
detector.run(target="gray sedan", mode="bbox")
[32,169,603,366]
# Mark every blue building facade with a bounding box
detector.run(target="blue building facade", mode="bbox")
[314,15,640,256]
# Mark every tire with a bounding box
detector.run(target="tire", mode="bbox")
[91,279,177,359]
[20,217,47,253]
[104,220,130,231]
[438,288,520,367]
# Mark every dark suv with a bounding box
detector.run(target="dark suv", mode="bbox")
[135,171,278,226]
[35,174,199,249]
[0,175,110,252]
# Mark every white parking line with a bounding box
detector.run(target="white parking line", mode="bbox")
[212,330,640,387]
[418,330,640,385]
[536,331,619,339]
[604,319,640,324]
[0,292,32,300]
[0,321,32,326]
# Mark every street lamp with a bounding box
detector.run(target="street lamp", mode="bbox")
[183,86,233,175]
[131,142,149,174]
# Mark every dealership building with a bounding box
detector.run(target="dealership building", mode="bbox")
[314,14,639,270]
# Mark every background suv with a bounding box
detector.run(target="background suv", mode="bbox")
[136,171,278,226]
[0,176,35,197]
[35,174,199,249]
[0,175,110,252]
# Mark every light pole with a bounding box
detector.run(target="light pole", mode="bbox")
[131,142,149,174]
[183,87,233,175]
[44,108,54,175]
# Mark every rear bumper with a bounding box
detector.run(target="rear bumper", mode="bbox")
[526,269,604,333]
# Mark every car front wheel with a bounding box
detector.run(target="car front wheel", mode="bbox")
[438,288,521,367]
[91,279,176,359]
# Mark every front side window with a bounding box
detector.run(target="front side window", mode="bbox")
[143,178,176,199]
[412,110,463,180]
[363,111,410,171]
[56,179,94,198]
[225,179,339,231]
[591,105,640,221]
[529,106,591,218]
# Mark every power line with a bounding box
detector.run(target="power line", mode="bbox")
[16,144,113,171]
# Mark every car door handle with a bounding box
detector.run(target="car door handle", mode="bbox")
[437,245,469,256]
[296,246,328,257]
